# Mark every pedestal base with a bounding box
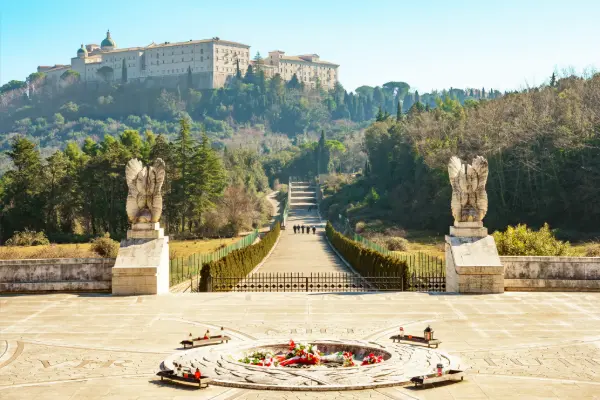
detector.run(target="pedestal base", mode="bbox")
[445,224,504,294]
[112,224,169,295]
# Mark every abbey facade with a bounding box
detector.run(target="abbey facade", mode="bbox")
[38,31,339,90]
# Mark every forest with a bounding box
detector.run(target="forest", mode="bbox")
[2,63,595,243]
[321,72,600,240]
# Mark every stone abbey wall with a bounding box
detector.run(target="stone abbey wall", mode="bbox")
[0,258,115,293]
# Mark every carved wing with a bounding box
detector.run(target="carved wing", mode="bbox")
[149,158,166,223]
[125,159,144,222]
[150,158,166,196]
[471,156,489,190]
[447,156,462,189]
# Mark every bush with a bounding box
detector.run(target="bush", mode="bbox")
[200,222,280,291]
[493,223,571,256]
[5,229,50,246]
[90,233,120,258]
[585,243,600,257]
[385,237,409,251]
[325,222,408,289]
[355,221,366,234]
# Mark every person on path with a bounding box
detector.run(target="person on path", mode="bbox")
[301,225,305,234]
[312,226,316,234]
[306,226,310,234]
[293,225,297,234]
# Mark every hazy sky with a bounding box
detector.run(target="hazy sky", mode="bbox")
[1,0,598,93]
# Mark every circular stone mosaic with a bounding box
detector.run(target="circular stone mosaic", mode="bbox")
[161,339,463,391]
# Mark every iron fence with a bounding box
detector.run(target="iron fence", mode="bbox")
[169,230,259,287]
[193,271,444,293]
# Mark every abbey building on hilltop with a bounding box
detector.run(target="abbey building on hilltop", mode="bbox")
[38,31,340,90]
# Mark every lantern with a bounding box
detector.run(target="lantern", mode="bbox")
[436,363,443,377]
[424,325,433,341]
[399,327,404,339]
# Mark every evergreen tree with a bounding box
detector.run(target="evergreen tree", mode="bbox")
[287,73,300,90]
[414,90,420,104]
[172,118,196,231]
[244,64,255,84]
[187,66,193,89]
[550,72,557,88]
[121,59,127,83]
[191,129,227,229]
[317,130,330,175]
[396,101,402,122]
[375,106,385,122]
[236,59,242,80]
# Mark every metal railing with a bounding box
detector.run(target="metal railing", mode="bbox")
[169,230,259,286]
[200,272,405,292]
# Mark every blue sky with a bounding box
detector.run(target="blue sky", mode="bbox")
[1,0,598,93]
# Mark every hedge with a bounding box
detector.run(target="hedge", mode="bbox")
[326,222,409,288]
[199,222,280,291]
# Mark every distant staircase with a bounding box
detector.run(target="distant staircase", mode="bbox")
[289,178,317,210]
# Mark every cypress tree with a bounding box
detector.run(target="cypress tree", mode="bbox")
[244,64,254,84]
[121,59,127,83]
[236,59,242,80]
[396,101,402,122]
[375,106,384,122]
[173,118,195,231]
[187,66,193,89]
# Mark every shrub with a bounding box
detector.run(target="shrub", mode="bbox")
[385,237,409,251]
[199,222,280,291]
[90,233,120,258]
[585,243,600,257]
[325,222,408,289]
[493,223,571,256]
[355,221,366,234]
[5,229,50,246]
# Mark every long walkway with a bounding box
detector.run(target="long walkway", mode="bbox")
[255,180,349,274]
[255,208,349,274]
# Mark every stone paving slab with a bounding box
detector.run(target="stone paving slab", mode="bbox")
[1,292,600,399]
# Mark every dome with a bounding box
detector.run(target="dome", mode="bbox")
[77,44,87,58]
[101,30,116,49]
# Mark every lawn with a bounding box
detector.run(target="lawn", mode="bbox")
[0,237,241,260]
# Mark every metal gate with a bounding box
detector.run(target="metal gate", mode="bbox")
[195,272,445,293]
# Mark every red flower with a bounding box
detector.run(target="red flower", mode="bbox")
[289,340,295,350]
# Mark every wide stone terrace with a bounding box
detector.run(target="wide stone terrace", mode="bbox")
[1,291,600,399]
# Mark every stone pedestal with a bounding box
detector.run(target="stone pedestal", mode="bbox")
[445,222,504,294]
[112,223,169,296]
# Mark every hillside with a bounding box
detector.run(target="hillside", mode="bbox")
[320,73,600,239]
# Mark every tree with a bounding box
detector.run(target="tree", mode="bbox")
[235,59,242,80]
[287,73,300,90]
[190,130,227,230]
[96,66,114,82]
[0,80,26,94]
[550,72,557,88]
[187,65,193,89]
[244,64,255,84]
[122,59,127,83]
[414,90,420,104]
[172,118,196,231]
[375,106,385,122]
[396,101,402,122]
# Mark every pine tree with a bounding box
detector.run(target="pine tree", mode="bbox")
[396,101,402,122]
[550,72,557,88]
[318,130,330,175]
[121,59,127,83]
[375,106,384,122]
[191,129,226,228]
[172,118,195,232]
[244,64,255,84]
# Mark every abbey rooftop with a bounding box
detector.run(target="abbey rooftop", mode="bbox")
[37,30,340,90]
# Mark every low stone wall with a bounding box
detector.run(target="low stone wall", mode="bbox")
[502,256,600,291]
[0,258,115,293]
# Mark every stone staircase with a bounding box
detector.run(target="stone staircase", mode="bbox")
[289,181,317,210]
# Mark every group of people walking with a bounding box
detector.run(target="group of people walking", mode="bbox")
[293,225,317,234]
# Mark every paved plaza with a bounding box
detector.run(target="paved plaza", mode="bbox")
[1,291,600,399]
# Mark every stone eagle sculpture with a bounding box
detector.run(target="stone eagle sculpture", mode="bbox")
[125,158,166,224]
[448,156,488,223]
